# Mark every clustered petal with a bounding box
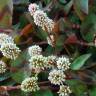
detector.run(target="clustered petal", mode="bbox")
[21,77,40,92]
[48,69,65,85]
[45,18,54,32]
[27,43,72,95]
[28,45,42,56]
[29,55,47,70]
[0,33,14,46]
[28,3,39,16]
[58,85,72,96]
[0,43,21,60]
[0,60,7,74]
[57,56,71,71]
[33,10,48,28]
[28,3,54,33]
[0,33,21,60]
[47,55,57,68]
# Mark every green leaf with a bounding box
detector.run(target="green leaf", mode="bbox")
[59,0,66,4]
[71,53,91,70]
[2,79,16,86]
[44,45,54,56]
[11,70,31,83]
[36,27,47,40]
[77,70,96,84]
[79,0,88,14]
[64,0,73,14]
[66,80,87,96]
[0,72,11,82]
[10,51,28,67]
[34,89,53,96]
[73,0,88,20]
[56,35,65,46]
[81,14,96,42]
[89,87,96,96]
[19,15,29,29]
[13,0,29,4]
[44,0,51,5]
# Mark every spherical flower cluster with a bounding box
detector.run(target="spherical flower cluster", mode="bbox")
[29,55,47,70]
[0,43,21,60]
[28,3,39,16]
[0,33,14,46]
[21,77,39,92]
[48,69,65,85]
[57,56,71,71]
[47,55,57,68]
[58,85,72,96]
[33,10,48,28]
[0,60,7,74]
[28,45,42,56]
